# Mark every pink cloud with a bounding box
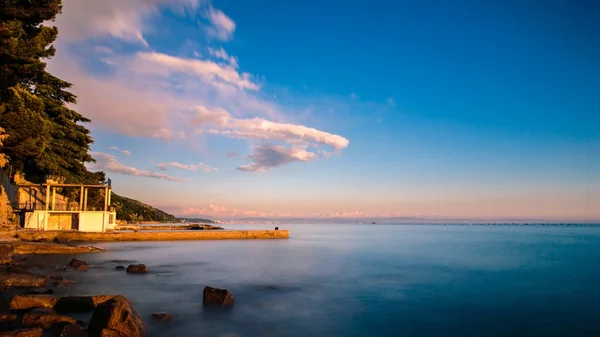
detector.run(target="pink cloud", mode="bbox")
[157,161,218,172]
[204,6,236,41]
[88,152,187,182]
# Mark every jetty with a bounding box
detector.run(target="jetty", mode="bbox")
[15,229,289,242]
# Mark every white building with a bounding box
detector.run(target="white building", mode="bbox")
[14,182,117,232]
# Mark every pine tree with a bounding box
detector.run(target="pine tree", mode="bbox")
[0,0,95,183]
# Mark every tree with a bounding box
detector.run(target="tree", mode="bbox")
[0,127,8,168]
[0,0,95,183]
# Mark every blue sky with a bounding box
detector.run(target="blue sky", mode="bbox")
[47,0,599,220]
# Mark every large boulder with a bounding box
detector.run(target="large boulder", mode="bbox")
[9,295,58,311]
[126,265,147,274]
[0,273,46,290]
[21,313,77,329]
[54,295,116,313]
[0,328,43,337]
[202,286,234,307]
[0,243,14,264]
[88,296,146,337]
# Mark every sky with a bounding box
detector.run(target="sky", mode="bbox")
[46,0,599,220]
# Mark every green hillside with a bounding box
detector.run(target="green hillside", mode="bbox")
[111,193,176,223]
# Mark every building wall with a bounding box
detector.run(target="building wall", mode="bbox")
[23,210,116,232]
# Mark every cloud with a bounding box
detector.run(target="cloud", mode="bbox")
[183,204,268,218]
[203,6,236,41]
[226,152,239,157]
[192,105,349,171]
[207,47,238,68]
[193,106,349,150]
[137,52,258,90]
[108,146,119,151]
[88,152,187,182]
[120,150,131,156]
[238,144,316,172]
[54,0,202,46]
[94,46,114,54]
[157,161,218,172]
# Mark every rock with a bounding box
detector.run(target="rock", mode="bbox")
[75,265,88,271]
[21,313,77,329]
[0,314,18,322]
[25,288,53,295]
[68,258,86,269]
[56,323,85,337]
[0,328,43,337]
[4,266,30,275]
[0,273,47,290]
[0,243,14,264]
[54,295,116,314]
[115,266,125,271]
[28,307,56,315]
[9,295,58,311]
[202,286,234,307]
[49,276,74,287]
[0,314,19,331]
[150,312,170,322]
[88,296,146,337]
[126,265,147,274]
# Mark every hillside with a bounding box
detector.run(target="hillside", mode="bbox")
[111,193,176,223]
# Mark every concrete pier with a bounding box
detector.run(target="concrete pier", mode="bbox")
[16,229,289,242]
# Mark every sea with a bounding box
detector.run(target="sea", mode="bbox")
[54,224,600,337]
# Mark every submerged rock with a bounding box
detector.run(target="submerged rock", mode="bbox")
[151,312,170,322]
[75,265,88,271]
[25,288,54,295]
[0,328,43,337]
[9,295,57,311]
[126,265,147,274]
[21,313,77,330]
[56,323,85,337]
[68,258,87,269]
[88,295,146,337]
[202,286,234,307]
[115,266,125,271]
[0,273,47,290]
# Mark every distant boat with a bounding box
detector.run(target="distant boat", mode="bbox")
[372,221,377,224]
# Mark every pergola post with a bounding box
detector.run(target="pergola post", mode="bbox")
[107,188,112,210]
[79,186,84,211]
[83,188,88,211]
[51,187,56,211]
[45,184,50,211]
[103,186,108,212]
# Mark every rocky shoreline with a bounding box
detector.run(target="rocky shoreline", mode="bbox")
[0,240,234,337]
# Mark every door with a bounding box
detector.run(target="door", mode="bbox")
[71,213,79,230]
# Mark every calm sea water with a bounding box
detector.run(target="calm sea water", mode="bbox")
[55,224,600,337]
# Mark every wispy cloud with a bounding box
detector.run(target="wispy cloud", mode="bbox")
[203,5,236,41]
[207,47,238,68]
[137,52,258,90]
[88,152,187,182]
[120,150,131,156]
[157,161,218,172]
[108,146,119,151]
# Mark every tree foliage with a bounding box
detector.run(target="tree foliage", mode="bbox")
[0,0,95,183]
[111,193,177,223]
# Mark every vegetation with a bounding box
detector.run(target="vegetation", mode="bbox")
[0,1,177,223]
[0,0,95,184]
[111,194,177,223]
